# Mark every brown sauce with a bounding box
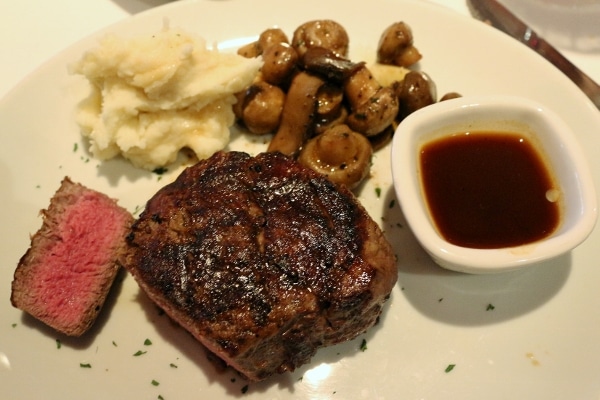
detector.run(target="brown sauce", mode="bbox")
[419,131,561,249]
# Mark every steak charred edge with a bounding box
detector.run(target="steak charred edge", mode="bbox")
[122,151,397,381]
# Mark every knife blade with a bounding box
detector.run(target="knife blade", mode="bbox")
[468,0,600,110]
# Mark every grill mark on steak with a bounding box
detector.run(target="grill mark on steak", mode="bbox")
[122,151,397,381]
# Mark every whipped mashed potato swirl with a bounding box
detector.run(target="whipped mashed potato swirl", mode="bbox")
[71,26,262,170]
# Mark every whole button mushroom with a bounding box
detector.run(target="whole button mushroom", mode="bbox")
[234,81,286,135]
[395,70,436,120]
[377,22,422,67]
[257,28,289,50]
[261,42,299,86]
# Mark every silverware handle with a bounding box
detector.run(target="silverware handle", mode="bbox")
[522,30,600,110]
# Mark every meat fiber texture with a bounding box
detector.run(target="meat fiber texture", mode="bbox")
[11,177,133,337]
[122,151,398,381]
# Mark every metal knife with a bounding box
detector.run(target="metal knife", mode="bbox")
[468,0,600,110]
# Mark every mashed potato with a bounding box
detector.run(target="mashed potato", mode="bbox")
[70,26,262,170]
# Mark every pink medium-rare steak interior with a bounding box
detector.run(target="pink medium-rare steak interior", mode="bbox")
[11,177,133,336]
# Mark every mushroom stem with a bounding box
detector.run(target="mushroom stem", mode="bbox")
[267,72,325,157]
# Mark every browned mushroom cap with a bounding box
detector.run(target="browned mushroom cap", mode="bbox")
[267,71,325,157]
[238,28,289,58]
[302,46,362,81]
[377,22,422,67]
[292,20,350,58]
[314,83,347,135]
[298,124,373,189]
[315,106,348,135]
[344,65,399,136]
[258,28,289,50]
[395,71,436,120]
[261,42,299,86]
[235,81,286,135]
[316,83,344,117]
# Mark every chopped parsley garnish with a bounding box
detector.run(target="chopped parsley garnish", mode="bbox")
[375,187,382,198]
[445,364,456,373]
[158,396,164,400]
[241,385,249,394]
[73,143,78,152]
[360,339,367,352]
[80,363,92,368]
[144,338,153,346]
[486,303,495,311]
[151,380,160,386]
[170,363,178,369]
[133,350,147,356]
[12,323,17,328]
[388,199,396,208]
[56,339,62,349]
[153,167,168,175]
[112,341,118,347]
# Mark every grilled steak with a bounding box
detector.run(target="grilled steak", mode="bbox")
[11,177,133,336]
[121,151,397,381]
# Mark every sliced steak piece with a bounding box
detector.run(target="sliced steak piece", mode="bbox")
[11,177,133,337]
[121,151,397,381]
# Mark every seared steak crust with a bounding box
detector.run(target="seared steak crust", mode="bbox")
[122,151,397,381]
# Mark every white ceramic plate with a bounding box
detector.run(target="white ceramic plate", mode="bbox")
[1,0,600,398]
